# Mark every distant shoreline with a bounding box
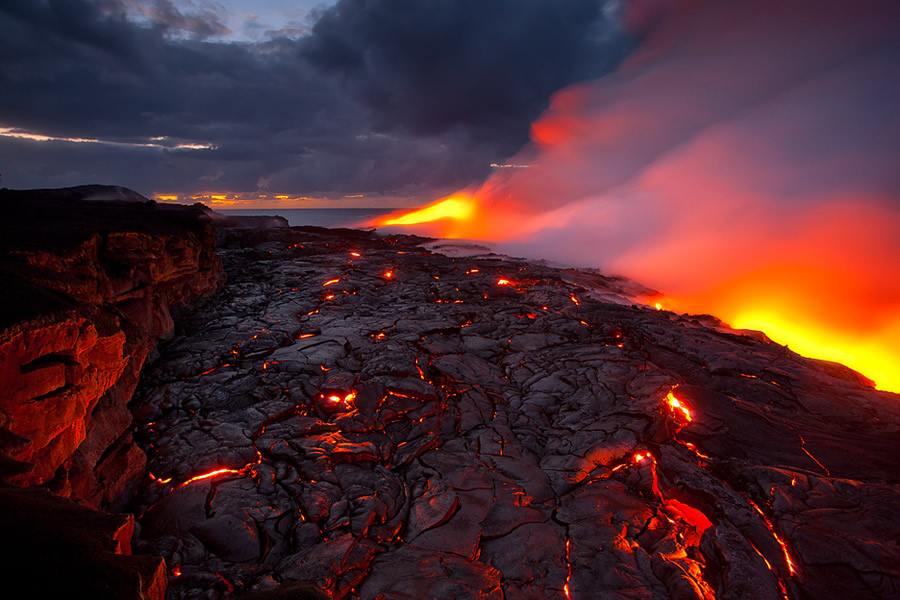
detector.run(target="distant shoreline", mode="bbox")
[218,207,394,228]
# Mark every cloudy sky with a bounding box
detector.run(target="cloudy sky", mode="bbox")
[0,0,636,205]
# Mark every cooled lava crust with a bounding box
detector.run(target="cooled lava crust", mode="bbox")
[130,226,900,600]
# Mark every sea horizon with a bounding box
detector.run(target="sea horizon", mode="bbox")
[219,207,395,228]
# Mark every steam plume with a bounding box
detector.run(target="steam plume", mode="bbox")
[378,0,900,391]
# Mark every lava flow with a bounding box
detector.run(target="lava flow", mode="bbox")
[374,0,900,393]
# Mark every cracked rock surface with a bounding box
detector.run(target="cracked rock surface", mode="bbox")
[131,226,900,599]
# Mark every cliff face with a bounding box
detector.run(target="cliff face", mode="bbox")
[0,186,224,508]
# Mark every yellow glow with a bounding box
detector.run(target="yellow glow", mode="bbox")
[0,126,215,150]
[155,194,179,202]
[382,195,475,226]
[733,311,900,393]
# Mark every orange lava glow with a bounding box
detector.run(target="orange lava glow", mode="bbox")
[148,472,172,485]
[380,188,900,392]
[664,499,712,539]
[178,467,242,487]
[749,499,799,577]
[371,2,900,394]
[383,270,395,279]
[378,194,477,234]
[563,537,573,600]
[350,251,362,258]
[321,391,357,410]
[665,391,693,423]
[322,278,340,287]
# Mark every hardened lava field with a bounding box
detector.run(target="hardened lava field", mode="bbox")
[130,226,900,600]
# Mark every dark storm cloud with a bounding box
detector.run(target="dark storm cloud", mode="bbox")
[121,0,231,39]
[305,0,633,151]
[0,0,633,198]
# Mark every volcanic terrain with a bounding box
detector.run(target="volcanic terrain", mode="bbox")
[126,222,900,599]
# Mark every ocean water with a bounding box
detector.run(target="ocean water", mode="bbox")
[220,208,395,229]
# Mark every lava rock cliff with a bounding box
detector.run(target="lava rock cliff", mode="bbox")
[0,186,224,599]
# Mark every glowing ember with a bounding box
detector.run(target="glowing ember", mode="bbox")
[296,332,318,340]
[321,391,357,409]
[178,467,242,488]
[322,278,340,287]
[466,268,480,274]
[664,498,712,537]
[324,293,335,301]
[350,251,362,258]
[497,278,511,286]
[666,390,693,423]
[799,435,831,476]
[415,357,427,380]
[383,270,395,279]
[148,472,172,485]
[172,565,182,577]
[748,499,799,577]
[569,294,581,306]
[563,537,573,600]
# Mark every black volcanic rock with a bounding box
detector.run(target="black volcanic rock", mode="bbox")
[128,225,900,599]
[0,486,167,600]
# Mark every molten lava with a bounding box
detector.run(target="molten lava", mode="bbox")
[380,194,476,230]
[666,391,693,424]
[178,467,243,488]
[372,0,900,393]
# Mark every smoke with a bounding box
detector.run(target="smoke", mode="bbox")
[380,0,900,390]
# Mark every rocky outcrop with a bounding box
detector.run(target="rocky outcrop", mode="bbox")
[130,226,900,599]
[0,186,224,508]
[0,486,167,599]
